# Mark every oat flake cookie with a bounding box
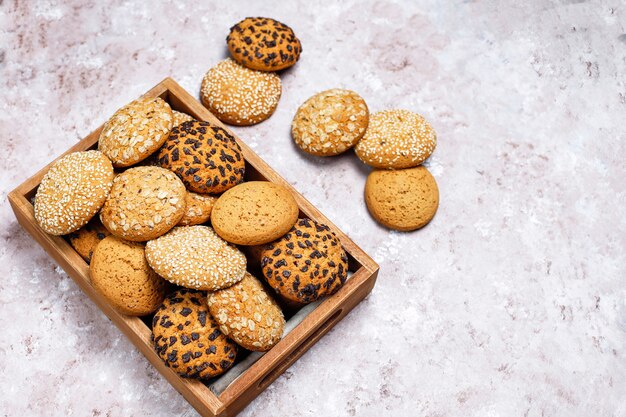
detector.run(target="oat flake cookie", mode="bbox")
[200,59,282,126]
[292,89,369,156]
[99,166,186,241]
[172,110,194,127]
[34,150,114,236]
[145,225,247,291]
[98,97,173,167]
[177,191,217,226]
[355,109,436,169]
[152,289,238,379]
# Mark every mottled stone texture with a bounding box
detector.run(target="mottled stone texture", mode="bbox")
[0,1,624,416]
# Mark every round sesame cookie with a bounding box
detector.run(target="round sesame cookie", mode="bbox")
[172,110,194,127]
[90,236,169,316]
[260,218,348,304]
[98,97,173,167]
[200,59,282,126]
[100,166,186,241]
[364,166,439,231]
[66,217,111,263]
[227,17,301,72]
[145,226,246,291]
[157,120,245,194]
[152,289,238,379]
[354,109,437,169]
[177,192,217,226]
[211,181,299,246]
[34,150,114,236]
[208,273,285,351]
[292,89,369,156]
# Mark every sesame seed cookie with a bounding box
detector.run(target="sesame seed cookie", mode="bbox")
[172,110,194,127]
[157,120,245,194]
[145,226,247,291]
[292,89,369,156]
[211,181,299,246]
[227,17,301,72]
[98,97,173,167]
[200,59,282,126]
[177,191,217,226]
[354,109,437,169]
[66,217,111,263]
[152,289,238,379]
[100,166,186,241]
[364,166,439,231]
[34,150,114,235]
[90,236,169,316]
[208,273,285,351]
[260,218,348,304]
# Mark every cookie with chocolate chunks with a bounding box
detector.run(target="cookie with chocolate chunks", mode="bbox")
[152,289,238,379]
[66,217,111,263]
[157,120,245,194]
[227,17,302,72]
[260,218,348,304]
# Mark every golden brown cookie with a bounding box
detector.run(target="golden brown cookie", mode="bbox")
[200,59,282,126]
[66,217,111,263]
[100,166,186,241]
[98,97,173,167]
[34,150,114,236]
[90,236,169,316]
[211,181,299,246]
[152,289,238,379]
[177,192,217,226]
[172,110,194,127]
[364,166,439,231]
[355,109,436,169]
[145,226,247,291]
[227,17,301,72]
[207,273,285,351]
[292,89,369,156]
[157,120,245,194]
[260,218,348,304]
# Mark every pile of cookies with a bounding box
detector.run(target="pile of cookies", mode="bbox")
[33,96,349,380]
[291,96,439,231]
[200,17,302,126]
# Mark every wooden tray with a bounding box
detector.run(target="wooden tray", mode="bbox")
[7,78,379,417]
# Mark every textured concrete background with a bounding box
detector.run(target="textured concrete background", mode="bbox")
[1,1,625,416]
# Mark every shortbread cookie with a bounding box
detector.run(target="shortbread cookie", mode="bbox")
[152,289,238,379]
[355,110,436,169]
[34,150,114,235]
[90,236,169,316]
[260,218,348,304]
[292,89,369,156]
[364,166,439,231]
[200,59,282,126]
[227,17,301,72]
[100,166,186,241]
[98,97,173,167]
[211,181,299,246]
[178,192,217,226]
[66,217,111,263]
[172,110,194,127]
[157,120,245,194]
[145,226,247,291]
[207,273,285,351]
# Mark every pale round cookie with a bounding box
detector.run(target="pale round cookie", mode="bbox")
[152,289,238,379]
[34,150,114,235]
[66,217,111,263]
[90,236,169,316]
[292,89,369,156]
[200,59,282,126]
[145,225,247,291]
[227,17,301,72]
[177,192,217,226]
[364,166,439,231]
[172,110,194,127]
[98,97,173,167]
[100,166,186,241]
[211,181,299,246]
[208,272,285,351]
[355,109,436,169]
